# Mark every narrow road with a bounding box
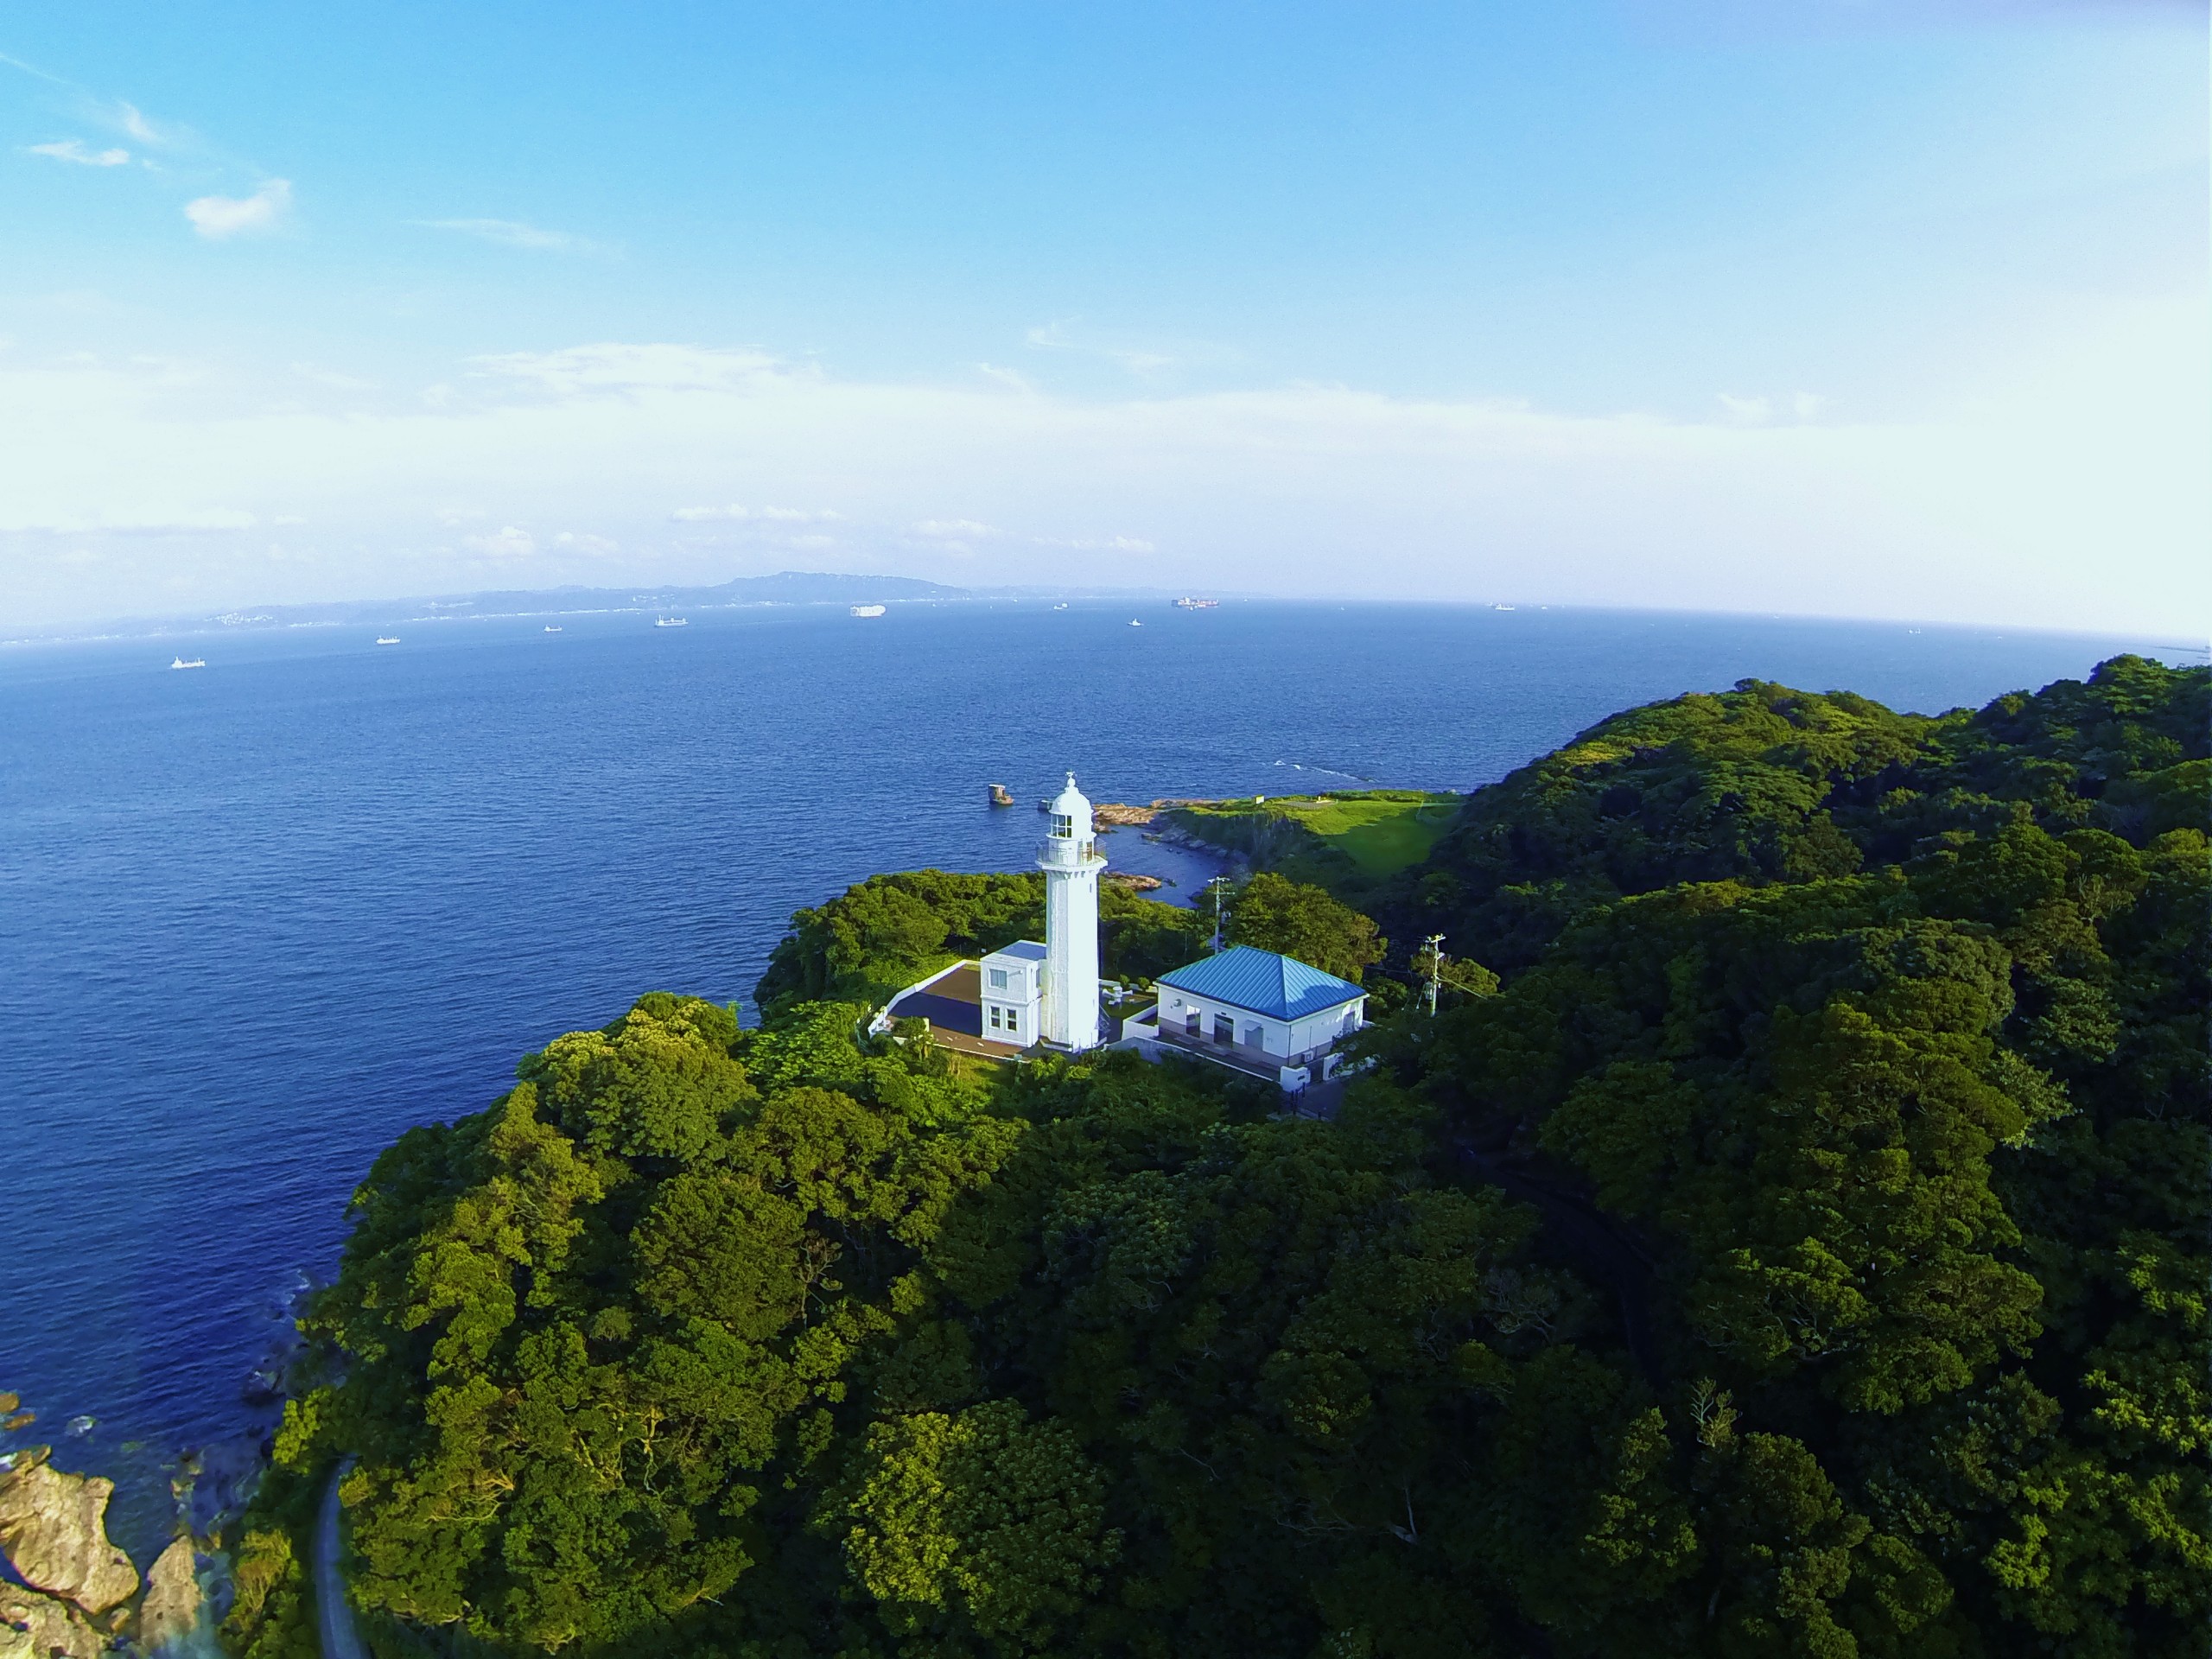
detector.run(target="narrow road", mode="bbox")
[315,1459,368,1659]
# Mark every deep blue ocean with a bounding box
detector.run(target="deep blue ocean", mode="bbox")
[2,597,2199,1558]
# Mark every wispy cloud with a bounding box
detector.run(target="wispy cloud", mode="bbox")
[115,102,165,145]
[669,503,842,524]
[474,343,790,396]
[1026,320,1178,377]
[27,139,130,167]
[554,531,620,554]
[291,362,378,391]
[0,50,69,86]
[413,217,602,253]
[2,300,2201,635]
[185,179,292,239]
[1719,390,1830,424]
[461,524,536,558]
[1041,534,1156,555]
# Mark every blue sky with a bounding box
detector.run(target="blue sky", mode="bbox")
[2,2,2204,631]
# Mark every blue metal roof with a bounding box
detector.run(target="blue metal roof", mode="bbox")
[1157,945,1364,1021]
[989,940,1049,962]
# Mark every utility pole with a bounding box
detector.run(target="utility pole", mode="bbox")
[1422,933,1446,1018]
[1210,877,1230,953]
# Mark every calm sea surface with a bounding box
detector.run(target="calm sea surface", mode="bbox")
[0,598,2196,1554]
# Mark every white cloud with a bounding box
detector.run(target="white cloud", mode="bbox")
[473,342,788,396]
[184,179,292,239]
[28,139,130,167]
[4,505,257,535]
[291,362,378,391]
[669,503,841,524]
[413,218,601,253]
[117,103,165,145]
[554,531,619,554]
[1027,320,1178,377]
[1723,391,1833,424]
[0,296,2202,634]
[1045,534,1156,554]
[462,525,536,558]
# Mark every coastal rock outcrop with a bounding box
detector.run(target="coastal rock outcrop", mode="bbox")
[137,1536,203,1654]
[0,1583,102,1659]
[0,1454,140,1614]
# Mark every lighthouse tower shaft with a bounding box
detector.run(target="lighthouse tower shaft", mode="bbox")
[1039,773,1103,1050]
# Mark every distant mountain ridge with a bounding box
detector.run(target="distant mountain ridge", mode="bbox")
[194,570,969,631]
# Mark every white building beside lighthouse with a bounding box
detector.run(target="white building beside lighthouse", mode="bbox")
[1038,772,1104,1050]
[874,768,1108,1056]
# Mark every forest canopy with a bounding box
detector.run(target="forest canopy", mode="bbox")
[232,656,2208,1659]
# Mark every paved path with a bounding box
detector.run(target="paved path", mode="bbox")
[315,1460,368,1659]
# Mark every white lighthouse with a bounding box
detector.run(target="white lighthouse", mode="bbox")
[1039,772,1104,1050]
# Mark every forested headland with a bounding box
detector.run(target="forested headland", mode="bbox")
[226,655,2207,1659]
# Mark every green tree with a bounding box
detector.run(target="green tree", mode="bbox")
[1228,871,1387,980]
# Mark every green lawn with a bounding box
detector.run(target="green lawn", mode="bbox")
[1274,790,1461,875]
[1179,789,1463,880]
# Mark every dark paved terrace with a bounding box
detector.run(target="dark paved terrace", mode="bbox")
[887,963,1023,1059]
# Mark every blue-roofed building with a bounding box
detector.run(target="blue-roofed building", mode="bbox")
[1122,944,1367,1091]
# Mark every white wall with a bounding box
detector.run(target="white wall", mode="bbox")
[982,950,1044,1046]
[1155,989,1363,1058]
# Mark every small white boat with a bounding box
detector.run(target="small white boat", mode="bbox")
[1128,619,1143,627]
[543,625,563,633]
[169,656,205,670]
[375,636,400,645]
[1493,604,1516,612]
[1052,602,1068,610]
[850,604,887,618]
[655,616,688,627]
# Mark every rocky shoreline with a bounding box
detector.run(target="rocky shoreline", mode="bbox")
[1092,799,1252,866]
[0,1440,199,1658]
[1,1306,303,1657]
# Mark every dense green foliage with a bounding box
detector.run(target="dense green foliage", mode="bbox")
[754,870,1214,1015]
[1225,870,1387,982]
[1389,654,2209,971]
[239,657,2207,1658]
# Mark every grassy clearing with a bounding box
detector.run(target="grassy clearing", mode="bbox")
[1172,789,1463,883]
[1266,791,1462,876]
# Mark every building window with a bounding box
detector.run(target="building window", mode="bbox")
[1004,1010,1019,1036]
[988,1005,1001,1030]
[1052,812,1072,838]
[988,968,1008,989]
